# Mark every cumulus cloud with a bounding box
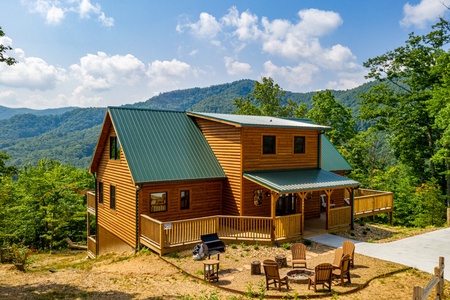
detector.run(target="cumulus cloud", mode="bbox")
[146,59,198,89]
[222,6,260,41]
[224,57,252,75]
[262,60,320,89]
[23,0,114,26]
[70,52,146,93]
[0,39,65,90]
[401,0,450,28]
[177,12,221,39]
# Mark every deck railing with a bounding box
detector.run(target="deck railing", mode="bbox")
[329,207,352,230]
[87,191,95,214]
[140,214,302,254]
[87,235,96,258]
[354,188,393,218]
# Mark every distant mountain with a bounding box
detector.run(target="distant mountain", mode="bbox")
[0,79,376,169]
[0,105,78,120]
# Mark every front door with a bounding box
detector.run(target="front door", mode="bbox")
[276,193,297,216]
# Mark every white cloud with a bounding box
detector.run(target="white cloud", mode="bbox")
[177,12,221,39]
[222,6,260,41]
[146,59,198,89]
[262,60,320,89]
[23,0,114,27]
[0,41,65,90]
[401,0,450,28]
[70,52,146,93]
[224,57,252,75]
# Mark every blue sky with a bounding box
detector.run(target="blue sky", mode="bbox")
[0,0,449,109]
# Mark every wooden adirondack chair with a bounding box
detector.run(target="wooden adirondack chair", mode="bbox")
[332,247,343,269]
[291,243,307,269]
[308,263,333,292]
[342,240,355,268]
[332,254,351,286]
[263,260,289,291]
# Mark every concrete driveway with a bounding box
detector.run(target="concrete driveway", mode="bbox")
[307,227,450,280]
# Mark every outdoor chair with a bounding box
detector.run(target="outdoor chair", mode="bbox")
[291,243,307,269]
[308,263,333,292]
[263,260,289,291]
[331,247,343,269]
[342,240,355,268]
[332,254,351,286]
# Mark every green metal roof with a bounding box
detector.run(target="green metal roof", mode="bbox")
[243,168,359,193]
[189,112,330,130]
[108,107,226,184]
[321,135,353,172]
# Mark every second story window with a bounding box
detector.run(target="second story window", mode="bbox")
[98,181,104,204]
[263,135,276,154]
[180,190,190,210]
[110,136,120,160]
[294,136,306,154]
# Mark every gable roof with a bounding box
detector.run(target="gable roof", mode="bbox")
[188,112,330,130]
[321,135,353,172]
[91,107,226,185]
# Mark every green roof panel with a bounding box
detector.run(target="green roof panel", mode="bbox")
[109,107,226,184]
[243,168,359,193]
[321,135,353,172]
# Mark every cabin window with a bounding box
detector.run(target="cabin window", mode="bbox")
[180,190,190,210]
[110,136,121,160]
[262,135,276,154]
[98,181,104,204]
[110,185,116,210]
[150,192,167,213]
[294,136,306,154]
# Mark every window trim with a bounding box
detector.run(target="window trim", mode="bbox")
[150,191,168,213]
[180,189,191,210]
[262,135,276,155]
[110,185,116,210]
[294,136,306,154]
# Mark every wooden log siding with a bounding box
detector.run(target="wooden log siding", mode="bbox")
[241,128,320,171]
[139,180,223,222]
[96,126,137,249]
[194,118,242,215]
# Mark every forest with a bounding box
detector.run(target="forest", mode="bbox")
[0,20,449,251]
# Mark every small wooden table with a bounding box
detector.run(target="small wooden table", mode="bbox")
[203,259,220,282]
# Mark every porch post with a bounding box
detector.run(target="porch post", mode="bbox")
[297,192,308,235]
[325,189,333,230]
[350,188,355,230]
[270,191,279,242]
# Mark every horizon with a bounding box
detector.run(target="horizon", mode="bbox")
[0,0,449,109]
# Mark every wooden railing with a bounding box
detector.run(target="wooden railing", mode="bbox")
[274,214,302,240]
[140,214,303,254]
[329,207,351,230]
[87,235,96,258]
[354,188,393,218]
[87,191,95,213]
[412,257,445,300]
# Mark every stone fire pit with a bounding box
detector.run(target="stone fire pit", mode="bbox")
[285,269,315,284]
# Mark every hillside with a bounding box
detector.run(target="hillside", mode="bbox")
[0,79,375,169]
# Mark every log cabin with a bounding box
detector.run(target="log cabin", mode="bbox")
[87,107,386,257]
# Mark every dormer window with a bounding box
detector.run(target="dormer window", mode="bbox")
[263,135,276,154]
[294,136,306,154]
[110,136,120,160]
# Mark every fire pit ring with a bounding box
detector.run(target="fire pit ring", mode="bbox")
[285,269,315,284]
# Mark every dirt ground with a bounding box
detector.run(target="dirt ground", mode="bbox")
[0,223,449,299]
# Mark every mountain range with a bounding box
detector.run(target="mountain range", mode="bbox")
[0,79,374,169]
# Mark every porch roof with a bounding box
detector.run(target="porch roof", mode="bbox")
[243,168,359,193]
